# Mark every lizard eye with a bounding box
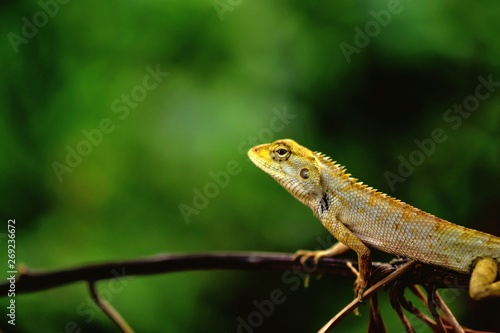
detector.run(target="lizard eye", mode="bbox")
[272,145,291,160]
[300,168,309,179]
[276,148,288,156]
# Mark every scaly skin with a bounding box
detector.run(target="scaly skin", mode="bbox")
[248,139,500,300]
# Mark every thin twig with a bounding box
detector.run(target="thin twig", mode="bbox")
[399,286,443,332]
[433,290,465,333]
[318,260,417,333]
[389,282,415,333]
[427,287,447,333]
[404,285,494,333]
[367,262,401,333]
[88,281,135,333]
[368,292,387,333]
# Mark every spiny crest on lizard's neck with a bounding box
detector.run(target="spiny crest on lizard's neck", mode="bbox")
[314,151,346,175]
[313,150,379,194]
[313,150,357,184]
[314,149,401,205]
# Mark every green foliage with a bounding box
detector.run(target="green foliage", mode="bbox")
[1,0,499,331]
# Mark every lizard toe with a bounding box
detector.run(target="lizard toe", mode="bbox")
[354,277,367,302]
[293,249,326,265]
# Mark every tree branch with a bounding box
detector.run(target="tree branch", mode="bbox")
[0,252,483,333]
[0,252,470,296]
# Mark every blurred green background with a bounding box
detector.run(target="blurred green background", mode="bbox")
[1,0,500,332]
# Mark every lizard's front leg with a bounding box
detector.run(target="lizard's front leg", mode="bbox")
[294,241,351,263]
[295,219,372,301]
[347,241,371,301]
[469,257,500,300]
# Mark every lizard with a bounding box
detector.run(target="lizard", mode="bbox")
[247,138,500,301]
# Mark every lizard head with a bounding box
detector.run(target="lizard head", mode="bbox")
[248,139,323,206]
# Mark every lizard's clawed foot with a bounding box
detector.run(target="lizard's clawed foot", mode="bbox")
[293,249,331,265]
[354,277,367,302]
[347,261,366,301]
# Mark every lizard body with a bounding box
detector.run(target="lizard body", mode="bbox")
[248,139,500,300]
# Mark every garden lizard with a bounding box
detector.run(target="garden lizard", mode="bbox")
[248,139,500,301]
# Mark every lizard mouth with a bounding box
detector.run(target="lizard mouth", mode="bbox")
[250,157,278,172]
[248,145,280,172]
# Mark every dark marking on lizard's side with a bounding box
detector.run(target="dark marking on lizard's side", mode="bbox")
[319,191,331,214]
